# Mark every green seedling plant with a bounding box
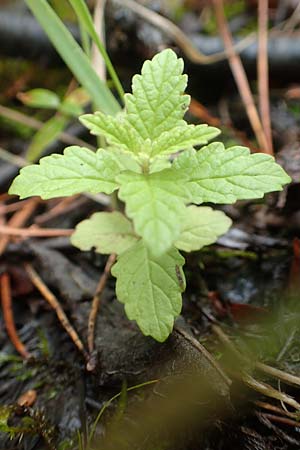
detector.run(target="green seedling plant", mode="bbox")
[9,49,291,342]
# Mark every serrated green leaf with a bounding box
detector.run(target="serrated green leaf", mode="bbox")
[149,156,171,173]
[174,143,291,204]
[175,205,232,252]
[80,112,144,154]
[9,146,120,199]
[18,88,61,109]
[111,240,185,341]
[110,148,142,173]
[117,170,189,256]
[79,51,218,160]
[150,124,220,157]
[71,211,139,254]
[125,49,190,141]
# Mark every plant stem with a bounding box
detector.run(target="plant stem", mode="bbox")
[79,18,90,57]
[258,0,273,153]
[25,0,120,114]
[212,0,270,153]
[86,253,116,369]
[25,263,88,360]
[69,0,125,101]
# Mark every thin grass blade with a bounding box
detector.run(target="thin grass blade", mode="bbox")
[25,0,120,115]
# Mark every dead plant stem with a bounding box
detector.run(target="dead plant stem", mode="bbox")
[212,324,300,402]
[87,254,116,361]
[92,0,107,81]
[0,272,31,359]
[34,196,85,225]
[257,412,300,428]
[174,326,232,386]
[0,198,38,255]
[256,361,300,388]
[212,0,270,153]
[255,400,300,419]
[120,0,255,64]
[0,105,94,151]
[241,372,300,411]
[25,263,88,360]
[0,224,73,238]
[258,0,273,153]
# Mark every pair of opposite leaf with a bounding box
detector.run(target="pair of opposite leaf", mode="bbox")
[9,49,291,342]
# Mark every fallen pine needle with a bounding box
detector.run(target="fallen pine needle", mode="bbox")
[212,0,270,153]
[0,225,73,238]
[0,198,38,255]
[0,199,36,215]
[121,0,255,65]
[258,0,273,153]
[255,400,300,420]
[174,325,232,387]
[211,324,300,410]
[25,263,88,360]
[241,372,300,411]
[87,253,116,368]
[257,411,300,429]
[212,324,300,388]
[34,196,85,225]
[0,272,31,359]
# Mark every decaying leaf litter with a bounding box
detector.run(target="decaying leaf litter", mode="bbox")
[1,0,300,449]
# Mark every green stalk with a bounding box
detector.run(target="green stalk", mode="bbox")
[68,0,125,101]
[79,20,91,57]
[25,0,120,115]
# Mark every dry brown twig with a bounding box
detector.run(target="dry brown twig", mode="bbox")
[0,198,38,255]
[241,371,300,411]
[0,225,73,238]
[0,105,94,151]
[255,400,300,420]
[87,253,116,369]
[0,146,27,167]
[258,0,273,153]
[282,1,300,31]
[212,324,300,389]
[256,361,300,388]
[34,196,86,225]
[190,97,259,151]
[0,194,11,203]
[25,263,88,360]
[257,411,300,429]
[211,324,300,410]
[85,1,118,369]
[119,0,255,64]
[92,0,107,80]
[0,272,31,359]
[212,0,270,153]
[0,198,35,215]
[174,326,232,387]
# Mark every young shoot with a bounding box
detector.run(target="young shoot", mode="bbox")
[9,49,291,342]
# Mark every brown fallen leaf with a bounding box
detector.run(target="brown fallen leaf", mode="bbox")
[17,389,37,408]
